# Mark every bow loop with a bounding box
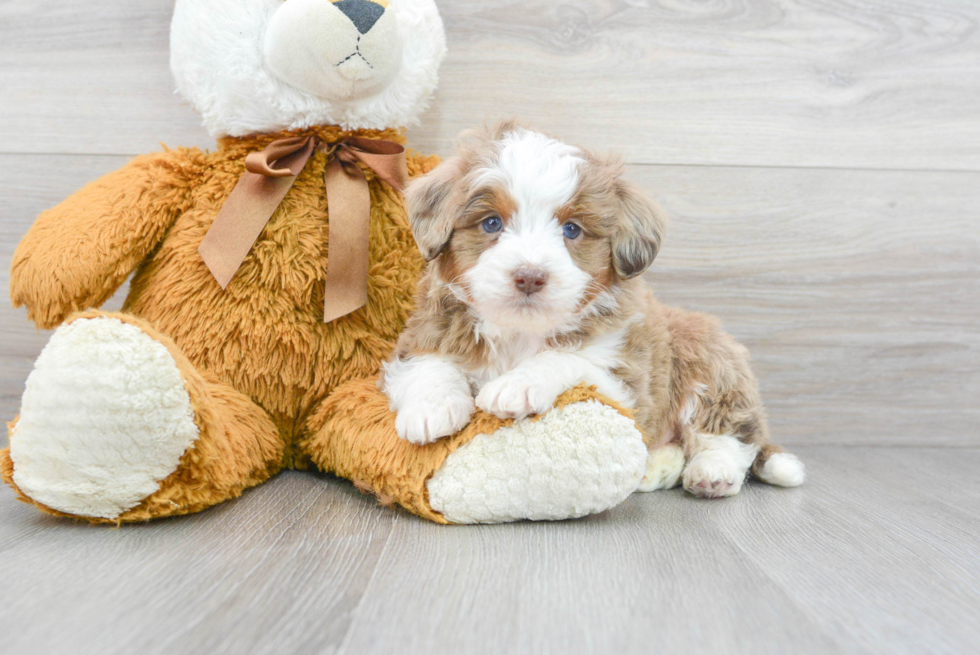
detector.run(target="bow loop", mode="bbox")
[198,135,408,322]
[244,136,316,177]
[334,146,362,168]
[336,137,408,192]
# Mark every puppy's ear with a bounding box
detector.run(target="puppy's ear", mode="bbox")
[405,157,465,261]
[610,179,668,279]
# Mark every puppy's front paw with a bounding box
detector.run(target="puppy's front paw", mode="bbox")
[476,372,560,420]
[395,390,474,445]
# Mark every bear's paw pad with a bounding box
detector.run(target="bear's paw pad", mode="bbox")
[9,317,199,519]
[427,400,646,523]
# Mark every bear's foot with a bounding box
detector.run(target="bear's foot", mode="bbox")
[304,379,647,524]
[3,312,283,523]
[427,399,647,523]
[8,316,199,519]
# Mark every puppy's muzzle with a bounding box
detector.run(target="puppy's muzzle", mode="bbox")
[513,266,549,296]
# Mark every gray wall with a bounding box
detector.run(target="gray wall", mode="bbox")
[2,0,978,445]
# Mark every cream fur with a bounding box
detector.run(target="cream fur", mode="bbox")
[638,443,685,492]
[428,400,647,523]
[9,317,199,519]
[671,383,761,497]
[264,0,403,101]
[171,0,446,137]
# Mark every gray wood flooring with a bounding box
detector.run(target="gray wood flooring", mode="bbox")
[1,0,978,653]
[2,447,979,655]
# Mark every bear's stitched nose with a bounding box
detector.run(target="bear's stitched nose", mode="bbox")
[334,0,386,34]
[513,266,549,295]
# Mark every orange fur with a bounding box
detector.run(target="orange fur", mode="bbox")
[4,125,447,522]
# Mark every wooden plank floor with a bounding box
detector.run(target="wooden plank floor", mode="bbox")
[1,0,978,653]
[1,446,978,655]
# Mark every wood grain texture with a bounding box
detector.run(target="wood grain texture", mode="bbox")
[706,448,980,655]
[339,446,980,655]
[0,473,397,655]
[1,0,979,170]
[417,0,980,170]
[2,447,979,655]
[636,164,980,446]
[2,155,976,446]
[0,0,212,155]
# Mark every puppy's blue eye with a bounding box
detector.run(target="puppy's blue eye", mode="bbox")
[482,215,503,233]
[562,222,582,239]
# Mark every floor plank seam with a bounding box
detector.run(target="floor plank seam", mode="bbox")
[147,483,330,655]
[333,510,400,655]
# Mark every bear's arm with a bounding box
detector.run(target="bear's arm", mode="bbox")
[10,147,207,329]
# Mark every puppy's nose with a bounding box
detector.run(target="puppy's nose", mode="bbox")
[334,0,386,34]
[513,266,549,295]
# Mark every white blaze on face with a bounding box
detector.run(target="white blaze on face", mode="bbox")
[463,129,593,334]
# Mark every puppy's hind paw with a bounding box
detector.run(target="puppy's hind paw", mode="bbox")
[681,434,758,499]
[637,444,685,492]
[685,474,736,498]
[682,453,748,499]
[395,391,474,445]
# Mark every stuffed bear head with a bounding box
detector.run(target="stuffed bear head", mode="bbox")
[171,0,447,137]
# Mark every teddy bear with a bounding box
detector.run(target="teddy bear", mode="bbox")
[1,0,650,525]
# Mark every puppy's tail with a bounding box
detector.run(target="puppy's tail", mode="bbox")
[752,443,806,487]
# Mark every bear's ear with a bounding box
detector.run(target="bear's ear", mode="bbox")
[406,157,466,261]
[610,178,668,280]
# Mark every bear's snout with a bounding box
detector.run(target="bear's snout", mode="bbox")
[333,0,388,35]
[264,0,403,101]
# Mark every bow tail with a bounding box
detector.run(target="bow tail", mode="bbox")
[198,135,407,323]
[322,158,372,323]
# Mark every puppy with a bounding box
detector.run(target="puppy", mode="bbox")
[381,122,804,498]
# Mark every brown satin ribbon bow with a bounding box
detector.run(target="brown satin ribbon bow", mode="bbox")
[198,135,408,323]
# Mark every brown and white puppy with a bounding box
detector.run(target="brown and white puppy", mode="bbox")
[381,121,804,498]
